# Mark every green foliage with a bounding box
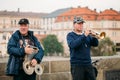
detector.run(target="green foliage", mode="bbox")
[91,37,116,56]
[42,35,64,56]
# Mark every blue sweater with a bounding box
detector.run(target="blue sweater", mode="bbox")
[67,32,98,65]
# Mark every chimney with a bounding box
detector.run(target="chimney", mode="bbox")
[85,6,88,9]
[94,8,96,12]
[4,10,7,12]
[70,7,73,9]
[17,8,20,12]
[110,8,113,10]
[78,6,81,8]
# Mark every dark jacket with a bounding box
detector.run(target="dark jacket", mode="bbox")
[6,30,44,76]
[67,32,98,65]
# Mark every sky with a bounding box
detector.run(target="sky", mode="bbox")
[0,0,120,13]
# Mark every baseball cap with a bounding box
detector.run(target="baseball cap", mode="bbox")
[73,17,85,24]
[18,18,29,25]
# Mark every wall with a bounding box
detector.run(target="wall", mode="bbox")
[0,56,120,80]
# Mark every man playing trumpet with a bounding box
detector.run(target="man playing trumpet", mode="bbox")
[67,16,98,80]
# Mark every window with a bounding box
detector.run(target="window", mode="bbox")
[38,31,40,34]
[102,17,104,20]
[11,20,13,27]
[44,31,46,34]
[46,18,48,25]
[112,21,117,28]
[34,21,36,25]
[112,32,116,37]
[68,16,71,21]
[50,18,52,24]
[88,16,90,18]
[101,21,104,28]
[3,26,6,28]
[62,16,65,21]
[2,33,6,40]
[14,20,16,25]
[43,18,45,25]
[3,19,5,27]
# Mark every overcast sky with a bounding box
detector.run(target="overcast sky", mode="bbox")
[0,0,120,13]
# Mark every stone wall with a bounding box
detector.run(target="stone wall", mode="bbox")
[94,56,120,80]
[0,56,120,80]
[39,59,71,80]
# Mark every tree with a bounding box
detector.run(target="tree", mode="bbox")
[42,35,64,56]
[91,37,116,56]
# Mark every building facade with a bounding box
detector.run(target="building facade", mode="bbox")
[0,7,120,56]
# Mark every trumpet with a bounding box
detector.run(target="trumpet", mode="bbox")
[88,30,106,39]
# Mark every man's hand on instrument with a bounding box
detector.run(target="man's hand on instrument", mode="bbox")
[31,59,37,67]
[84,29,91,36]
[33,49,39,53]
[25,45,34,54]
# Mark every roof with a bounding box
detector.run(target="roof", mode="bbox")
[97,8,120,20]
[58,7,98,16]
[0,10,47,18]
[55,7,98,22]
[42,7,71,18]
[99,8,119,15]
[55,7,120,22]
